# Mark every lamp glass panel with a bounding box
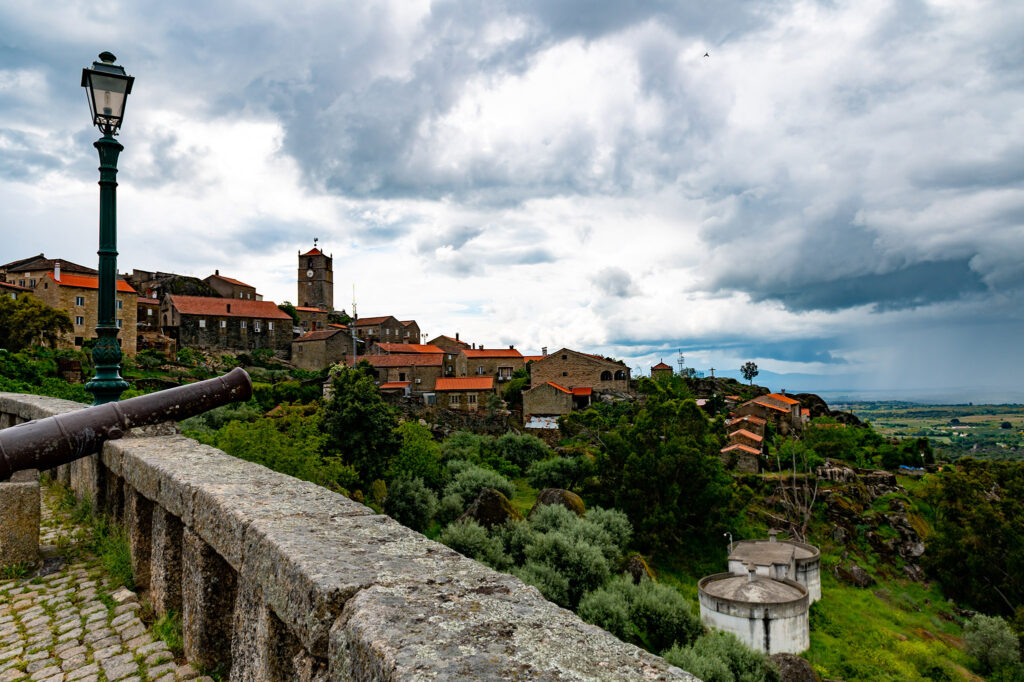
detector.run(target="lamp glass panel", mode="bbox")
[88,73,128,120]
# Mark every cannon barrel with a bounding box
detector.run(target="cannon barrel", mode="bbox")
[0,367,252,480]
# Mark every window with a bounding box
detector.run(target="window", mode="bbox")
[399,372,406,382]
[18,280,25,287]
[199,319,206,328]
[254,321,261,332]
[239,292,243,298]
[29,279,35,287]
[268,322,274,331]
[498,367,512,379]
[75,296,85,306]
[468,394,477,404]
[600,371,612,381]
[450,394,460,405]
[147,308,153,317]
[477,366,484,375]
[74,337,83,346]
[75,316,84,326]
[116,319,122,329]
[220,320,227,328]
[562,354,567,360]
[615,370,626,380]
[116,300,122,310]
[241,321,247,329]
[562,371,568,377]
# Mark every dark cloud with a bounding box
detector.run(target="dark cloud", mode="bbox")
[606,332,848,365]
[415,225,485,254]
[591,267,638,298]
[911,146,1024,190]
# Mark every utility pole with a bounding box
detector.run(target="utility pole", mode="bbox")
[351,284,358,366]
[677,349,685,375]
[709,367,715,378]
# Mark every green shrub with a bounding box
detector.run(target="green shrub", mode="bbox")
[443,463,515,502]
[176,347,203,367]
[384,477,438,532]
[515,561,571,607]
[391,421,443,489]
[577,582,633,640]
[436,493,466,526]
[439,519,509,569]
[579,575,701,652]
[526,454,594,491]
[522,530,609,608]
[136,349,167,369]
[663,630,778,682]
[493,433,551,472]
[493,519,535,567]
[964,614,1021,674]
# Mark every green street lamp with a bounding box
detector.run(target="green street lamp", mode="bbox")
[82,52,134,405]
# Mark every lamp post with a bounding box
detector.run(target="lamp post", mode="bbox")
[81,52,134,405]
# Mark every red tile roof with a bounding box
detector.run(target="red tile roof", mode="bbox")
[750,397,792,413]
[434,335,471,348]
[46,273,136,294]
[435,377,494,391]
[379,381,411,390]
[168,295,291,320]
[728,415,767,426]
[721,444,761,456]
[400,320,417,326]
[725,395,742,401]
[4,255,96,275]
[209,274,255,289]
[522,355,545,364]
[462,348,523,359]
[374,343,443,354]
[294,329,345,342]
[354,316,394,326]
[767,393,800,405]
[349,355,442,368]
[294,306,326,313]
[731,429,763,442]
[571,387,592,396]
[137,297,160,305]
[652,362,673,370]
[801,408,810,417]
[328,323,349,330]
[0,281,31,292]
[544,382,571,394]
[301,248,323,256]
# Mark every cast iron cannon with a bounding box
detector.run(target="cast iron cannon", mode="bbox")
[0,367,252,479]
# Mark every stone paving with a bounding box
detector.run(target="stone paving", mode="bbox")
[0,486,213,682]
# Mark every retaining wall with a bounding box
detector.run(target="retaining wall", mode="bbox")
[0,392,695,681]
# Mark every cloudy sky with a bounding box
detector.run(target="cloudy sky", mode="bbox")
[2,0,1023,400]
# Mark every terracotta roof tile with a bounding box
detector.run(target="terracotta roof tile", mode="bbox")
[47,273,136,293]
[301,248,323,256]
[522,355,546,363]
[571,387,592,396]
[354,316,394,326]
[767,393,801,405]
[379,381,411,390]
[434,377,494,391]
[328,323,349,330]
[721,444,762,455]
[750,397,792,413]
[373,343,443,354]
[137,297,160,305]
[294,329,344,342]
[5,256,97,275]
[168,295,291,320]
[294,306,326,313]
[731,429,763,442]
[0,281,32,292]
[652,362,672,370]
[462,348,523,359]
[349,355,442,368]
[209,274,255,289]
[544,382,571,394]
[728,415,767,426]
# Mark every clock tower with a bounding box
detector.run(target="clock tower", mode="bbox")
[297,239,333,311]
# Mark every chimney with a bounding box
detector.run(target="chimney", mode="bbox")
[215,269,219,276]
[509,344,514,350]
[227,304,231,313]
[455,332,460,341]
[479,343,484,350]
[768,529,779,542]
[747,563,757,582]
[542,346,547,356]
[54,261,60,281]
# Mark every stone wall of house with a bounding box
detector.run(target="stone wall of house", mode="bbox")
[174,315,291,356]
[292,335,349,371]
[379,364,442,389]
[0,391,694,681]
[522,382,572,417]
[33,278,138,357]
[455,353,524,381]
[529,351,630,393]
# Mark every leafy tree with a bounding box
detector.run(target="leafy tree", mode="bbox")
[921,460,1024,617]
[383,477,437,532]
[1001,421,1013,430]
[579,575,702,653]
[527,454,595,491]
[741,361,759,385]
[277,301,300,326]
[585,378,734,549]
[439,519,509,569]
[502,370,530,409]
[964,614,1021,674]
[492,433,551,473]
[390,421,443,488]
[0,293,73,352]
[321,365,400,484]
[443,462,515,501]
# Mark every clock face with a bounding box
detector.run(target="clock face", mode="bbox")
[306,269,314,278]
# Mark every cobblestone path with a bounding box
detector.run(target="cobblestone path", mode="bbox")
[0,486,212,682]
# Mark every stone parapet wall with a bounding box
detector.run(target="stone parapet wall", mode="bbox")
[0,391,694,681]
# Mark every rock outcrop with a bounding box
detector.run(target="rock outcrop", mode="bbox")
[528,488,586,517]
[458,488,524,529]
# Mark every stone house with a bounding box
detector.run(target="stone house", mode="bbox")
[136,297,160,331]
[347,354,443,391]
[0,281,31,301]
[32,271,138,357]
[352,316,408,344]
[291,328,349,371]
[161,295,292,355]
[528,348,630,393]
[455,347,524,384]
[522,381,572,419]
[427,335,470,377]
[1,254,96,290]
[400,320,421,343]
[729,429,764,451]
[726,414,767,438]
[365,342,443,357]
[651,361,673,378]
[294,306,328,333]
[720,443,761,473]
[434,377,495,412]
[734,393,802,435]
[204,271,260,300]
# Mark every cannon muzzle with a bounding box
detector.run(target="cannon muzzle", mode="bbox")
[0,367,252,480]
